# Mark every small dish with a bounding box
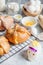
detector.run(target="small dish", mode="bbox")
[13,14,22,22]
[21,16,38,28]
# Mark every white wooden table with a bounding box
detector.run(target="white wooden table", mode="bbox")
[0,41,43,65]
[0,0,43,65]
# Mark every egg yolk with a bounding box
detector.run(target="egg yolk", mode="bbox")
[24,20,35,26]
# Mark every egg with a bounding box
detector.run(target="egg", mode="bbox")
[21,17,37,28]
[24,20,35,26]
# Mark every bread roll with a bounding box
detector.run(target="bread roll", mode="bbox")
[6,24,31,44]
[0,36,10,56]
[22,1,42,17]
[23,6,42,17]
[1,16,14,30]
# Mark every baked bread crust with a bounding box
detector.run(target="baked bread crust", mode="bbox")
[0,16,14,31]
[0,36,10,56]
[6,24,31,44]
[1,16,14,30]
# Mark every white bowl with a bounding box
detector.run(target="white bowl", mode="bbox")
[21,16,38,28]
[13,14,22,22]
